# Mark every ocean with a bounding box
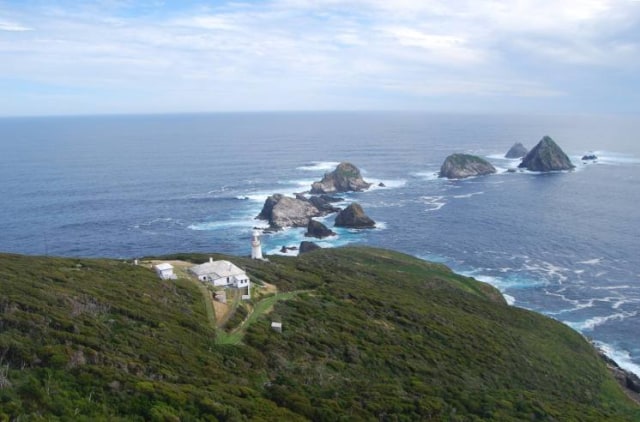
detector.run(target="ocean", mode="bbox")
[1,111,639,376]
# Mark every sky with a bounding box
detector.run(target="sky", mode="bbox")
[1,0,640,116]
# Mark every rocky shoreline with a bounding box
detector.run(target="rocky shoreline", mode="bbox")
[596,346,640,404]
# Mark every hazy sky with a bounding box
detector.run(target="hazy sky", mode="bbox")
[1,0,640,116]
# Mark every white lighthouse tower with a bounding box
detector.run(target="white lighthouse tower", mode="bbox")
[251,230,263,260]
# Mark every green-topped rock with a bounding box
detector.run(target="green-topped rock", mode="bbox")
[311,162,371,194]
[519,136,575,171]
[439,153,497,179]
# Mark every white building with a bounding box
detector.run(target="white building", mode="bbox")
[154,263,176,280]
[189,258,251,299]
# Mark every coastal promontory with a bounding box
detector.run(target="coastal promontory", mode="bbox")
[505,142,528,159]
[334,202,375,228]
[518,136,575,171]
[439,153,497,179]
[1,249,639,420]
[310,162,371,194]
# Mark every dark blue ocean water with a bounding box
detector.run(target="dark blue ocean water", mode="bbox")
[1,112,639,375]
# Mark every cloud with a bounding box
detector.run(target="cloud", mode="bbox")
[382,27,485,65]
[0,19,32,31]
[1,0,639,115]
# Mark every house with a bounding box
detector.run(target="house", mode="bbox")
[154,262,176,280]
[189,258,251,299]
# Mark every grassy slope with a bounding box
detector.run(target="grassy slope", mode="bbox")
[0,247,638,421]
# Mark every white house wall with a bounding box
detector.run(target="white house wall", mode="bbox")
[212,277,227,287]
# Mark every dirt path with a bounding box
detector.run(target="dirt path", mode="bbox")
[215,290,308,345]
[145,259,307,344]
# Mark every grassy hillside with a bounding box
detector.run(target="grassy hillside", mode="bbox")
[0,247,638,420]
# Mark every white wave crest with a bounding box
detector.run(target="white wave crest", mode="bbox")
[413,170,440,181]
[577,258,603,265]
[592,285,632,290]
[523,261,569,283]
[593,341,640,378]
[565,311,638,331]
[367,178,407,190]
[188,219,268,231]
[453,191,484,199]
[494,166,514,174]
[278,179,315,188]
[296,161,341,172]
[584,151,640,166]
[486,153,515,160]
[421,195,446,212]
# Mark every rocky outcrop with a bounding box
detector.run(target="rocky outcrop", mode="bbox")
[582,153,598,161]
[598,347,640,402]
[505,142,528,159]
[311,162,371,194]
[334,203,375,228]
[305,220,336,239]
[518,136,575,172]
[439,154,497,179]
[256,194,323,229]
[299,241,321,254]
[307,195,342,214]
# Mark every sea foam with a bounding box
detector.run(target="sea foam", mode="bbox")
[593,340,640,378]
[296,161,341,171]
[565,311,638,332]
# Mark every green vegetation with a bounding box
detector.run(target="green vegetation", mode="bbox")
[0,247,638,420]
[448,153,491,166]
[216,291,303,345]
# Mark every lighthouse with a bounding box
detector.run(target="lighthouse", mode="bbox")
[251,230,263,260]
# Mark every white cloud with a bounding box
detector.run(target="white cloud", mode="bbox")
[382,27,485,65]
[1,0,639,115]
[172,15,242,31]
[0,19,32,31]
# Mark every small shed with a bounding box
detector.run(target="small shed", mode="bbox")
[271,322,282,333]
[154,263,176,280]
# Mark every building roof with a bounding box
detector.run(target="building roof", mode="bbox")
[154,263,174,271]
[189,260,245,279]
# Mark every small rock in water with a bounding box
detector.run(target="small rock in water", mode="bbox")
[505,142,528,159]
[335,203,376,228]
